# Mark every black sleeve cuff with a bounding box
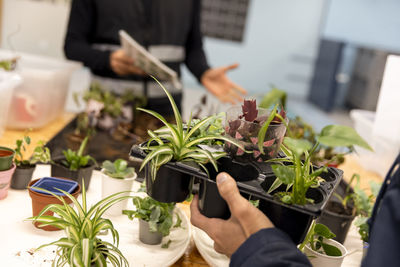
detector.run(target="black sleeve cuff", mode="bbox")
[231,228,311,267]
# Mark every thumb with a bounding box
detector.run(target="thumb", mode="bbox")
[222,63,239,72]
[216,172,250,217]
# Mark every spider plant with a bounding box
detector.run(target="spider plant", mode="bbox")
[267,125,372,205]
[27,182,131,267]
[137,78,243,179]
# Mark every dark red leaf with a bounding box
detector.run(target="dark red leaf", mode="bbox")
[242,99,258,122]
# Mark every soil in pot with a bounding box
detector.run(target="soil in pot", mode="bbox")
[198,158,259,219]
[145,164,193,203]
[316,201,355,244]
[139,219,163,245]
[51,159,95,190]
[10,164,36,190]
[0,147,15,171]
[0,164,16,200]
[28,178,81,231]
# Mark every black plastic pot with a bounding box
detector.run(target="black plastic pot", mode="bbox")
[316,180,356,244]
[130,145,343,244]
[51,159,95,190]
[198,157,260,219]
[10,164,36,189]
[145,163,193,203]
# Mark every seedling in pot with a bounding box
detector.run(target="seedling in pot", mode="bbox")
[60,136,96,171]
[267,125,373,205]
[122,196,182,247]
[334,174,381,242]
[225,99,287,161]
[14,132,51,167]
[299,222,342,257]
[102,159,135,179]
[137,77,243,180]
[27,181,131,266]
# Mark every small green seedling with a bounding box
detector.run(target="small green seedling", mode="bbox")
[299,222,342,257]
[102,159,135,179]
[61,136,96,171]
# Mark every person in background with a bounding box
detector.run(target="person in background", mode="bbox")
[64,0,246,116]
[191,153,400,266]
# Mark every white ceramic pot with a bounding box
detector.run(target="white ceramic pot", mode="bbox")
[304,238,348,267]
[101,170,137,216]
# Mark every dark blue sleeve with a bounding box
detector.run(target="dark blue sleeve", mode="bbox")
[362,154,400,266]
[230,228,311,267]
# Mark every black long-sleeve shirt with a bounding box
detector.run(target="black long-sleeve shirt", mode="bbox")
[64,0,210,82]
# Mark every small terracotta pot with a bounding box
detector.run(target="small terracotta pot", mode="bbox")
[0,147,15,171]
[28,177,81,231]
[0,164,16,200]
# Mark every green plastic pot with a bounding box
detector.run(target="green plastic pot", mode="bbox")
[0,147,15,171]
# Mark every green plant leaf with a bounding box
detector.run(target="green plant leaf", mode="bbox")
[318,125,373,151]
[257,104,278,154]
[271,164,295,185]
[314,223,336,239]
[321,242,342,257]
[283,137,312,156]
[259,87,287,109]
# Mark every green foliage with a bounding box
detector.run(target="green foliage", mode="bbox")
[258,86,287,110]
[269,124,371,206]
[187,112,225,146]
[14,132,51,166]
[137,77,243,180]
[27,182,131,266]
[0,58,17,71]
[299,222,342,257]
[30,141,52,165]
[335,174,381,242]
[102,159,135,179]
[78,83,147,118]
[317,125,373,151]
[61,136,96,171]
[122,196,179,237]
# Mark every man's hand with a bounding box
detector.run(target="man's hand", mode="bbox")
[201,63,247,104]
[190,172,274,257]
[110,49,146,76]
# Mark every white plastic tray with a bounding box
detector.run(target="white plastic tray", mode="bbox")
[0,166,191,267]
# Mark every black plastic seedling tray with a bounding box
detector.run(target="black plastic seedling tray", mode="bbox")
[129,144,343,243]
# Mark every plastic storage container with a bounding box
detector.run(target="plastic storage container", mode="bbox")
[0,50,81,129]
[0,71,22,137]
[350,109,400,177]
[30,177,79,196]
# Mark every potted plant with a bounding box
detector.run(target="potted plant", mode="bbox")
[27,182,130,266]
[299,222,347,267]
[101,159,137,216]
[317,174,381,244]
[259,125,372,243]
[0,163,16,200]
[0,146,15,171]
[122,196,180,246]
[11,133,51,190]
[224,99,287,162]
[136,79,242,203]
[28,177,81,231]
[286,116,347,168]
[0,146,15,199]
[51,136,96,190]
